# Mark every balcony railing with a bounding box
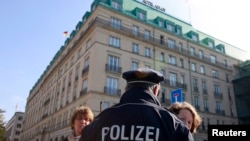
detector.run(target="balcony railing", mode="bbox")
[80,88,87,96]
[104,86,121,96]
[105,64,122,73]
[215,109,225,115]
[87,17,230,70]
[161,79,187,90]
[204,107,209,112]
[214,92,223,99]
[82,66,89,76]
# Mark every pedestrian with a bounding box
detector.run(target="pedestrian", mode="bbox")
[63,106,94,141]
[168,102,202,134]
[80,68,194,141]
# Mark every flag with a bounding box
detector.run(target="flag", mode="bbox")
[63,31,68,37]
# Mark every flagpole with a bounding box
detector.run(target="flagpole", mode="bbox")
[186,0,192,24]
[188,4,192,24]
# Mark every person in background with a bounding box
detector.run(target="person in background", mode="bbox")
[80,68,194,141]
[63,106,94,141]
[168,102,202,134]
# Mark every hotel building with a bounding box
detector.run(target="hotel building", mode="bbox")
[20,0,248,141]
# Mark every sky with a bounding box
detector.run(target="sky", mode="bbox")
[0,0,249,123]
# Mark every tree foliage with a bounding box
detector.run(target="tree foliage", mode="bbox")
[0,109,6,141]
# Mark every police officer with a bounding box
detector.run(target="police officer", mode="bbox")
[80,68,194,141]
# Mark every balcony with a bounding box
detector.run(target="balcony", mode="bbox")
[214,92,223,99]
[104,86,121,96]
[215,109,225,115]
[43,98,50,106]
[75,76,78,81]
[80,88,87,96]
[204,107,209,112]
[86,17,230,71]
[193,87,199,93]
[202,89,207,95]
[161,79,187,90]
[195,105,200,110]
[82,66,89,76]
[105,64,122,74]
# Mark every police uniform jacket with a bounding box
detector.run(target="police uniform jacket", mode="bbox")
[80,86,193,141]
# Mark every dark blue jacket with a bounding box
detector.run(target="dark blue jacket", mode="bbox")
[80,87,194,141]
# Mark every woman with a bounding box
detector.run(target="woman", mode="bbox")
[168,102,201,134]
[64,106,94,141]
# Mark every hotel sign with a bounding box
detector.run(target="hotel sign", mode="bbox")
[142,0,166,12]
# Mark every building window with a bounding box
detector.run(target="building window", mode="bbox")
[83,57,89,69]
[198,50,203,59]
[180,75,185,84]
[194,96,199,109]
[193,78,198,92]
[132,25,139,36]
[189,47,195,56]
[144,29,150,40]
[110,17,121,29]
[108,55,120,72]
[210,55,216,64]
[109,36,120,48]
[212,70,219,78]
[101,101,110,111]
[158,20,164,27]
[161,88,166,103]
[224,59,228,67]
[137,11,146,20]
[70,56,74,66]
[178,43,183,52]
[169,72,177,87]
[160,69,166,78]
[15,131,20,135]
[160,35,164,45]
[214,84,221,95]
[82,79,88,92]
[18,116,23,120]
[111,1,122,10]
[132,43,139,54]
[176,25,182,35]
[167,39,175,49]
[131,61,139,70]
[191,63,196,72]
[160,52,165,62]
[144,47,151,58]
[86,39,91,50]
[16,124,21,128]
[169,55,176,65]
[106,76,118,95]
[166,23,174,32]
[180,59,184,68]
[73,87,77,99]
[200,65,205,74]
[208,41,214,48]
[192,34,198,41]
[145,64,151,68]
[77,48,82,59]
[202,81,207,94]
[204,99,208,111]
[226,74,229,82]
[216,101,222,111]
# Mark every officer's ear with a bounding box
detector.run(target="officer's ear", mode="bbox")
[152,84,160,96]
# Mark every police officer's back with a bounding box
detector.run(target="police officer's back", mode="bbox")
[80,68,194,141]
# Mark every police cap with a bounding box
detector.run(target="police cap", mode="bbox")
[122,68,165,84]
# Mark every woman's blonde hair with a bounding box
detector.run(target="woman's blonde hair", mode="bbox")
[70,106,94,129]
[168,102,201,133]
